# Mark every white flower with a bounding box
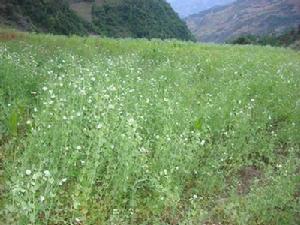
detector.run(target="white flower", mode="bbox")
[128,118,135,126]
[59,178,67,186]
[44,170,51,177]
[96,123,102,129]
[76,146,81,150]
[200,140,206,146]
[42,86,48,91]
[109,85,117,92]
[25,170,32,176]
[164,169,168,175]
[32,173,40,180]
[251,98,255,102]
[40,196,45,202]
[108,104,114,110]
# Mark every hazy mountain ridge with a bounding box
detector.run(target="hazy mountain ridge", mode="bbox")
[185,0,300,43]
[167,0,235,17]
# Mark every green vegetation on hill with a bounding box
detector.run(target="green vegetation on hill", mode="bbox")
[1,31,300,224]
[0,0,194,40]
[92,0,194,40]
[229,25,300,50]
[0,0,92,35]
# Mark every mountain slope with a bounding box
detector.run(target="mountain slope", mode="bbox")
[0,0,193,40]
[91,0,194,40]
[167,0,235,17]
[0,0,92,35]
[185,0,300,43]
[230,25,300,49]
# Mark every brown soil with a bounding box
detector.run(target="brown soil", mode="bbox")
[237,166,263,195]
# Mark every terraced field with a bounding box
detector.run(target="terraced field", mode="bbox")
[0,31,299,225]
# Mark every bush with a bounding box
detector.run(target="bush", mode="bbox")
[229,25,300,49]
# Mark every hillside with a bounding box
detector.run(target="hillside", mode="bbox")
[167,0,235,17]
[230,25,300,49]
[90,0,194,40]
[0,0,193,40]
[185,0,300,43]
[0,0,92,35]
[1,30,300,225]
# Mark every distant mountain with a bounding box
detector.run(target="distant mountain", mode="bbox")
[185,0,300,43]
[0,0,194,41]
[166,0,235,17]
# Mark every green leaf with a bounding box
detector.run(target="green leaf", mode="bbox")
[7,108,18,136]
[194,118,202,130]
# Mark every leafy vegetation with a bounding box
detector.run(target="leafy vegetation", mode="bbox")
[92,0,194,40]
[229,25,300,49]
[0,0,194,41]
[0,0,92,35]
[1,31,300,225]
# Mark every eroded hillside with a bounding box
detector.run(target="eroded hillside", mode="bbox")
[186,0,300,42]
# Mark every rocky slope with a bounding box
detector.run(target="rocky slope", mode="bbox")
[185,0,300,43]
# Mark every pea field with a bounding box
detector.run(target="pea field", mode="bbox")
[0,31,300,225]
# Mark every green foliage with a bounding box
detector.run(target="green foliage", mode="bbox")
[91,0,195,40]
[1,0,194,40]
[1,0,93,35]
[193,118,202,131]
[1,32,300,224]
[6,107,18,136]
[0,40,47,139]
[230,25,300,49]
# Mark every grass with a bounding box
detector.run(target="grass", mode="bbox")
[0,31,300,225]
